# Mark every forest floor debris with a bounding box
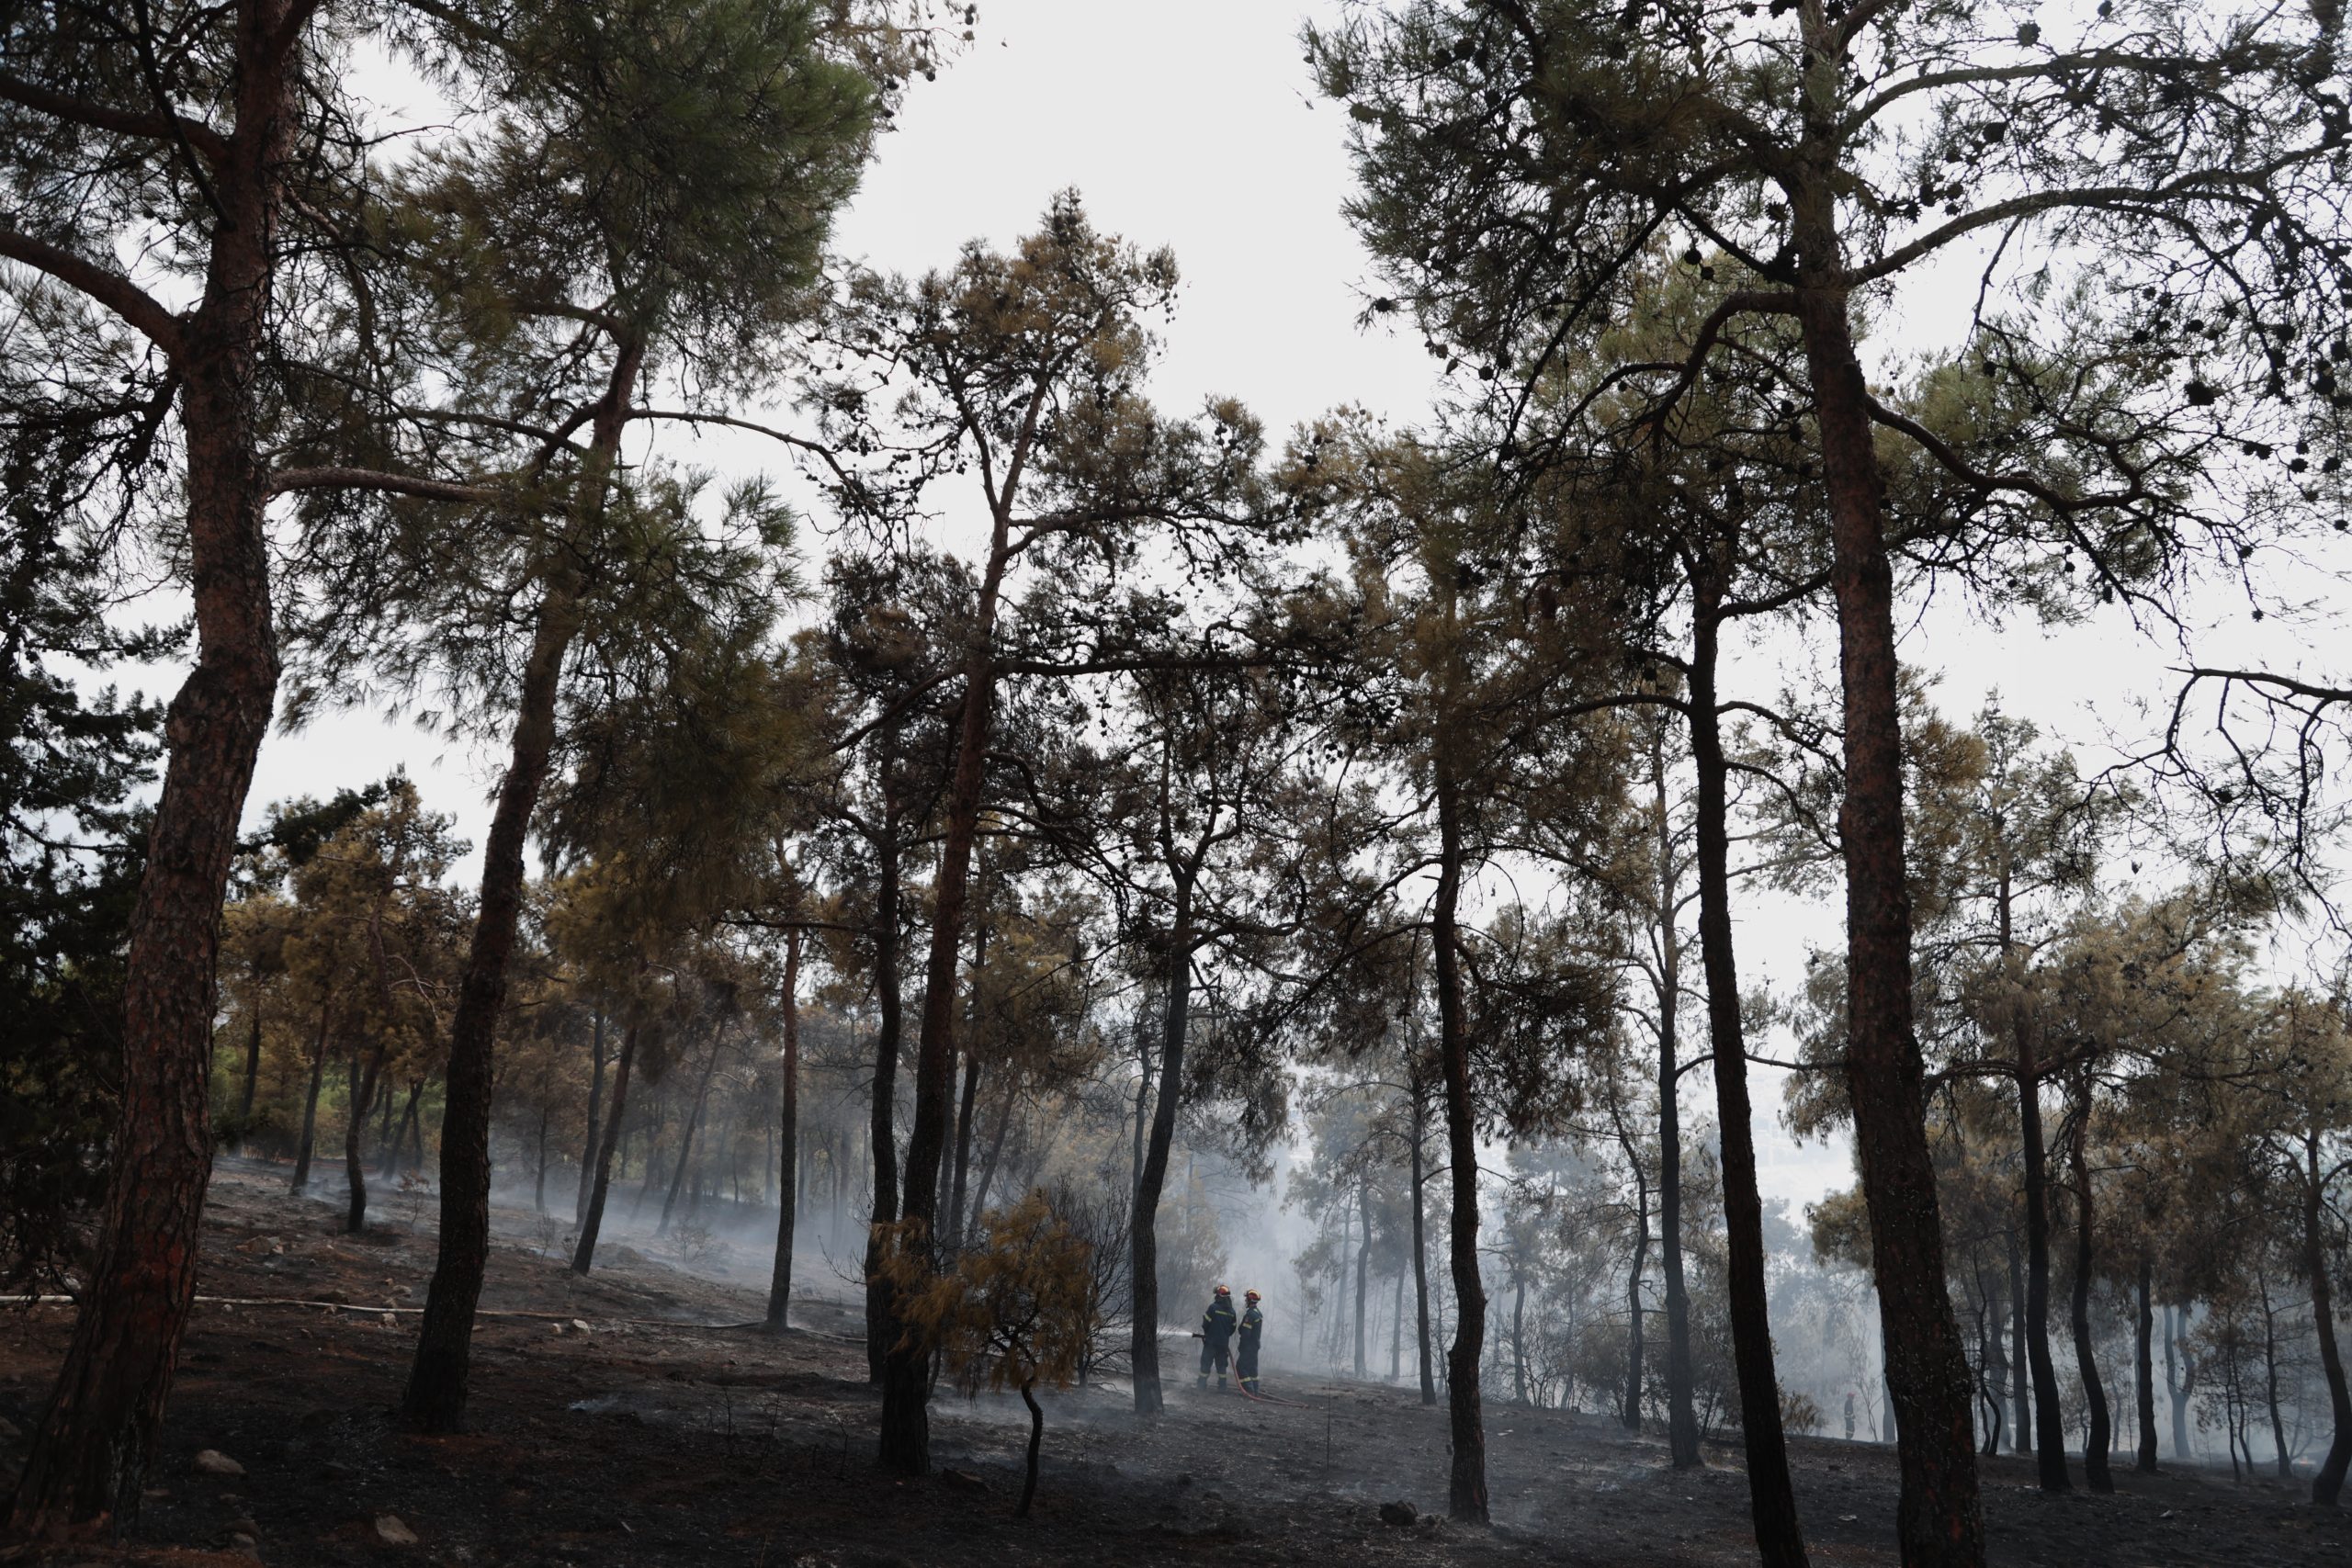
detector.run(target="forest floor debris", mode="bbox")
[0,1168,2343,1567]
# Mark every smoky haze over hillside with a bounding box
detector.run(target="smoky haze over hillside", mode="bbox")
[6,2,2352,1565]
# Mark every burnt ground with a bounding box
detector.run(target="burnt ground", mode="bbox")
[1,1167,2344,1568]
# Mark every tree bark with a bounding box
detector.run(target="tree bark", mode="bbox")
[862,763,906,1382]
[2003,866,2072,1492]
[571,1021,639,1275]
[1623,1135,1648,1431]
[2167,1303,2195,1463]
[1792,96,1984,1552]
[1652,749,1699,1466]
[575,1009,607,1228]
[1355,1179,1373,1382]
[343,1046,390,1234]
[2135,1255,2159,1472]
[2064,1075,2111,1492]
[658,1028,725,1235]
[1411,1090,1435,1407]
[765,927,802,1331]
[1432,749,1487,1523]
[880,513,1012,1473]
[401,335,641,1434]
[1017,1378,1044,1519]
[2007,1232,2031,1454]
[1686,584,1809,1567]
[6,9,299,1533]
[2302,1128,2351,1505]
[1129,876,1195,1416]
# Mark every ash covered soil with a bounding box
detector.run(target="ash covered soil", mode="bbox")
[2,1169,2343,1568]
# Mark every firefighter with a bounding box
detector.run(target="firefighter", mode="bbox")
[1197,1284,1238,1389]
[1237,1289,1265,1394]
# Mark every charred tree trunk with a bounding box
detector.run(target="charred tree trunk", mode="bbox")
[402,338,641,1434]
[343,1046,390,1235]
[1129,874,1196,1416]
[1793,138,1984,1554]
[575,1009,607,1228]
[0,1,308,1534]
[290,1003,331,1195]
[880,530,1011,1474]
[1688,578,1808,1566]
[1432,750,1487,1523]
[2167,1304,2195,1463]
[1411,1093,1436,1407]
[1355,1179,1373,1382]
[2065,1076,2112,1493]
[1623,1143,1648,1432]
[863,771,906,1383]
[381,1080,420,1181]
[765,927,802,1332]
[1017,1378,1044,1519]
[2136,1256,2159,1473]
[571,1022,639,1275]
[1647,739,1701,1467]
[946,1052,980,1252]
[2303,1128,2351,1505]
[2008,1232,2031,1455]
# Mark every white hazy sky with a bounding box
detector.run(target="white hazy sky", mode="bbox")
[132,1,2336,1213]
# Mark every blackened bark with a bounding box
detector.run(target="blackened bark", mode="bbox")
[1623,1142,1648,1431]
[880,519,1011,1472]
[401,337,640,1434]
[2065,1077,2111,1493]
[862,763,905,1382]
[1129,876,1195,1415]
[766,927,803,1331]
[2167,1303,2194,1462]
[1793,73,1985,1548]
[575,1010,607,1228]
[571,1022,639,1275]
[1017,1378,1044,1518]
[1653,756,1699,1467]
[946,1050,980,1251]
[2007,867,2071,1491]
[1412,1091,1435,1407]
[6,6,299,1534]
[2136,1257,2159,1472]
[1432,752,1487,1523]
[969,1085,1012,1226]
[1355,1179,1373,1382]
[1688,585,1809,1568]
[2008,1232,2031,1454]
[343,1047,389,1234]
[2303,1129,2351,1505]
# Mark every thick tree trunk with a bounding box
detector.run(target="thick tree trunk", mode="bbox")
[401,338,639,1434]
[765,927,802,1331]
[575,1010,607,1228]
[1432,754,1487,1523]
[571,1022,639,1275]
[2303,1129,2351,1505]
[5,10,298,1531]
[880,536,1009,1473]
[1793,144,1984,1557]
[863,784,906,1382]
[2065,1078,2111,1492]
[1411,1093,1435,1407]
[290,1003,331,1195]
[1686,585,1809,1565]
[1129,880,1195,1416]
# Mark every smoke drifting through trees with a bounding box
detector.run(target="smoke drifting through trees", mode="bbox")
[4,1,2351,1562]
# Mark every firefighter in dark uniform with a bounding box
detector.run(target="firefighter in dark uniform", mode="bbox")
[1198,1284,1238,1389]
[1237,1289,1265,1394]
